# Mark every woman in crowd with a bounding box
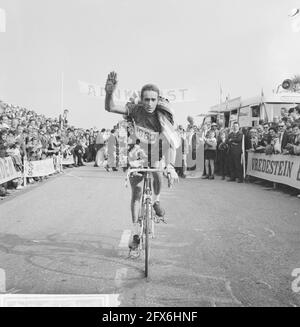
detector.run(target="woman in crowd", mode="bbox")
[218,129,229,180]
[265,127,281,155]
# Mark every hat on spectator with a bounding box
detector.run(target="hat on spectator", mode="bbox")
[211,122,218,127]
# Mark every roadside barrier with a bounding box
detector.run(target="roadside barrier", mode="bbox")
[247,152,300,190]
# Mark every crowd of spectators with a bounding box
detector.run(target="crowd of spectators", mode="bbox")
[172,107,300,182]
[0,100,109,197]
[1,99,300,197]
[244,106,300,156]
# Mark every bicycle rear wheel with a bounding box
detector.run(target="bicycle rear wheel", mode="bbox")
[144,198,152,278]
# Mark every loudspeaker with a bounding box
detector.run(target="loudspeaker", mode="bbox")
[282,79,294,90]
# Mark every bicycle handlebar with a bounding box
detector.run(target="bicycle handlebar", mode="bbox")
[125,167,172,188]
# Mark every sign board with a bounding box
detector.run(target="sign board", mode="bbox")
[247,152,300,190]
[24,159,56,178]
[0,157,22,184]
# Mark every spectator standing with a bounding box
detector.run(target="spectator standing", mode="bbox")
[186,116,196,133]
[218,129,229,180]
[281,124,293,154]
[175,125,188,178]
[94,128,108,170]
[284,123,300,155]
[107,129,118,171]
[262,123,271,146]
[227,121,243,183]
[277,122,286,151]
[74,136,86,166]
[265,127,281,155]
[202,129,217,180]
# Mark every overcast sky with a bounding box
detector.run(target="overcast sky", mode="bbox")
[0,0,300,128]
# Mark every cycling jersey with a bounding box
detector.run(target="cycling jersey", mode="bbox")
[126,103,169,166]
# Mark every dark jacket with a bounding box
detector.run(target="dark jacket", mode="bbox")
[227,131,243,151]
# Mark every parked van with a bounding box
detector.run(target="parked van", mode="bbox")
[202,91,300,128]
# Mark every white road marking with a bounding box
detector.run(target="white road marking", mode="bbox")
[0,294,120,307]
[264,228,275,238]
[225,281,243,306]
[6,288,21,294]
[114,268,128,288]
[118,230,132,248]
[0,269,6,293]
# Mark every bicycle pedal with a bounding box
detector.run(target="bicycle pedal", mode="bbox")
[128,249,140,259]
[153,215,167,224]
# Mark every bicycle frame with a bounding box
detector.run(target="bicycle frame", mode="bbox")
[142,170,152,278]
[125,167,171,278]
[126,168,164,278]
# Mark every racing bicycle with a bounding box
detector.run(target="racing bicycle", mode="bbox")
[125,167,171,278]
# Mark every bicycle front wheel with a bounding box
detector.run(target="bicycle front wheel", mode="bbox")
[144,198,152,278]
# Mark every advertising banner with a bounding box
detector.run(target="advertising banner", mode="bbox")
[0,157,22,184]
[61,155,75,165]
[247,152,300,190]
[24,159,56,178]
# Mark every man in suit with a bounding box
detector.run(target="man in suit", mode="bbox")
[227,122,243,183]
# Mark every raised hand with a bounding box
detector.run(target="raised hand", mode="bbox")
[105,71,118,95]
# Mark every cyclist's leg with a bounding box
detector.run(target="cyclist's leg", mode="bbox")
[129,173,144,223]
[152,160,162,198]
[129,173,144,249]
[152,161,165,217]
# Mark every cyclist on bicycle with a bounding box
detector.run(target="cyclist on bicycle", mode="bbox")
[104,71,180,250]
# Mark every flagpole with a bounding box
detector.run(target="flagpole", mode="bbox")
[61,72,64,114]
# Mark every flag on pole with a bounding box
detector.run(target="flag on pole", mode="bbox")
[241,134,246,179]
[0,8,6,33]
[289,8,300,33]
[260,88,268,122]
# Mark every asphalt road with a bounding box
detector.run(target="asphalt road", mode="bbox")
[0,163,299,307]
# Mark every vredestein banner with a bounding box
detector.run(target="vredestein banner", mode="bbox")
[247,152,300,190]
[0,157,22,184]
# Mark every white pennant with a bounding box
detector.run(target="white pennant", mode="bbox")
[289,8,300,33]
[0,8,6,33]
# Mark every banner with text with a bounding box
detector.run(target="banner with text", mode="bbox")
[61,155,75,165]
[24,159,56,178]
[247,152,300,190]
[0,157,22,184]
[78,80,196,103]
